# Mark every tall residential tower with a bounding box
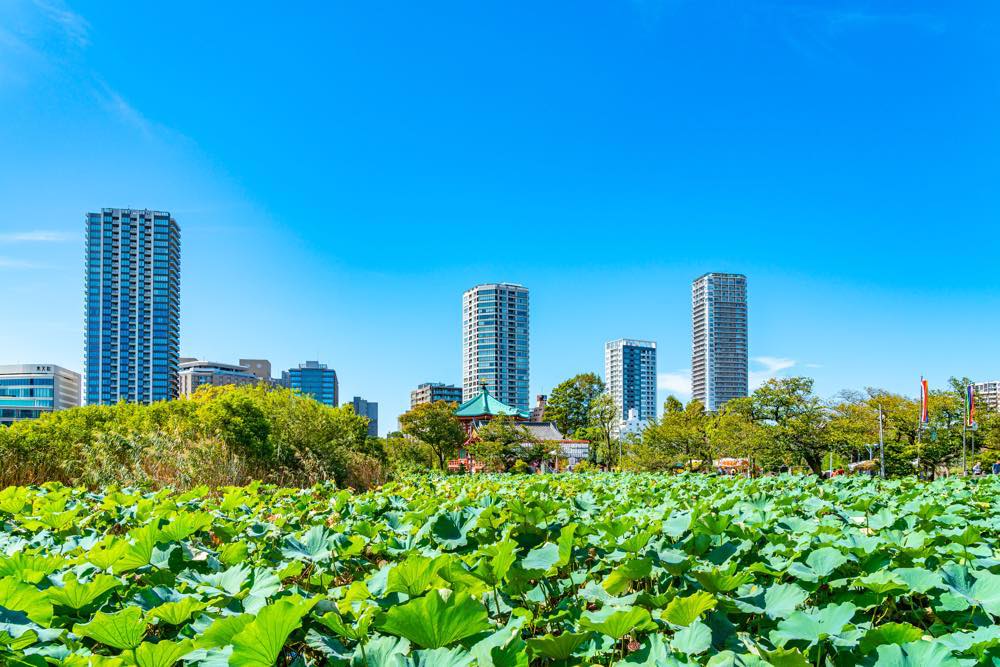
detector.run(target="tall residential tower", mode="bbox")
[85,208,180,405]
[462,283,529,411]
[691,272,748,411]
[605,339,657,427]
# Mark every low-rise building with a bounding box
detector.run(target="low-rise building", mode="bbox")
[239,359,274,383]
[0,364,81,426]
[178,360,260,397]
[410,382,463,408]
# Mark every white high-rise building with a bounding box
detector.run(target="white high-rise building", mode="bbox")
[462,283,529,411]
[972,381,1000,412]
[605,339,657,429]
[692,273,748,411]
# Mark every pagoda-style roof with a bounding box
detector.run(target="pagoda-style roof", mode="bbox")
[454,386,529,419]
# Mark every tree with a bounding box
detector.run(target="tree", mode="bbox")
[543,373,606,437]
[708,398,770,474]
[586,393,619,466]
[747,377,831,476]
[641,398,710,470]
[398,400,467,470]
[468,415,544,471]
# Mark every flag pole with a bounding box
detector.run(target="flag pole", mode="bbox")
[878,403,885,479]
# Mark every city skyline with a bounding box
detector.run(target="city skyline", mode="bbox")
[2,2,999,433]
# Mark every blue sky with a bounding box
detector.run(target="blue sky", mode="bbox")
[1,1,998,434]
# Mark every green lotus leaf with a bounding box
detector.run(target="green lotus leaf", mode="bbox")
[114,524,163,573]
[579,606,657,640]
[73,607,147,650]
[386,555,447,597]
[194,613,254,649]
[873,640,962,666]
[0,577,53,626]
[316,606,375,642]
[380,590,492,649]
[856,571,907,596]
[891,567,943,594]
[602,558,653,595]
[762,583,810,620]
[0,552,65,584]
[359,635,411,667]
[281,525,334,562]
[148,597,208,625]
[430,509,482,550]
[158,512,213,542]
[520,543,560,573]
[662,591,717,627]
[787,547,849,582]
[671,620,712,655]
[46,574,120,610]
[692,566,753,593]
[406,646,474,667]
[769,602,857,648]
[229,595,319,666]
[525,631,591,660]
[859,622,924,653]
[133,639,195,667]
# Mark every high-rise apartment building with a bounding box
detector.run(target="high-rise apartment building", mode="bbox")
[605,339,657,426]
[85,208,180,405]
[462,283,529,412]
[410,382,463,408]
[0,364,81,426]
[691,272,748,411]
[972,381,1000,412]
[283,361,338,406]
[178,359,260,397]
[351,396,378,437]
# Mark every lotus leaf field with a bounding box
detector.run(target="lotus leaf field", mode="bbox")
[3,474,1000,666]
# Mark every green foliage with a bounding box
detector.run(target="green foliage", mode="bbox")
[1,473,1000,664]
[542,372,605,437]
[398,401,467,470]
[0,384,371,489]
[469,415,545,471]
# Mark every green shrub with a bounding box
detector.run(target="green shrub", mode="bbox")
[510,459,532,474]
[0,384,372,489]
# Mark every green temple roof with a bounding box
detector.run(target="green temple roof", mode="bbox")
[454,386,530,419]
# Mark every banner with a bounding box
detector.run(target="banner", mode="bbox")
[967,384,976,428]
[920,377,929,424]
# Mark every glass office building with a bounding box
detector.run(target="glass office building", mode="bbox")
[691,272,748,411]
[462,283,529,411]
[85,208,181,405]
[283,361,338,406]
[0,364,81,426]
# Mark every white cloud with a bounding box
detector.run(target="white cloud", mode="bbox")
[0,230,73,242]
[31,0,90,47]
[94,80,154,137]
[658,369,691,397]
[749,356,797,389]
[0,256,48,269]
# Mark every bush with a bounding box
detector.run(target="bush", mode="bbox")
[573,460,598,473]
[510,459,532,474]
[0,384,372,490]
